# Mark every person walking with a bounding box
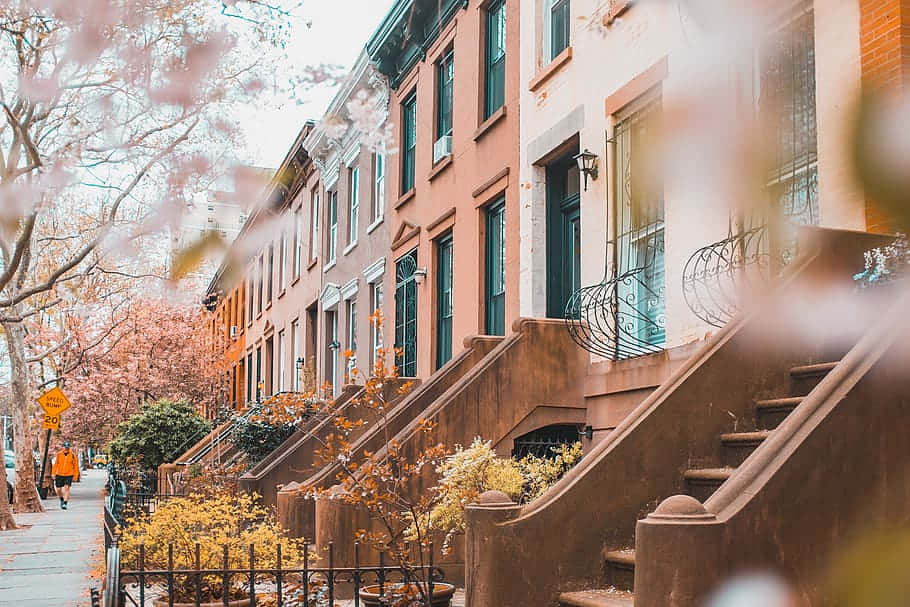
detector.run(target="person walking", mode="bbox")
[51,441,79,509]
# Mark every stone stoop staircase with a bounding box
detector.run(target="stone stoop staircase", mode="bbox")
[559,360,839,606]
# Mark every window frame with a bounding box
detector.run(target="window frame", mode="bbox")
[484,197,506,335]
[544,0,570,63]
[349,166,360,245]
[373,152,385,222]
[401,92,417,194]
[371,282,384,371]
[293,208,302,278]
[436,48,454,140]
[435,232,454,369]
[309,190,320,263]
[327,190,338,263]
[483,0,507,120]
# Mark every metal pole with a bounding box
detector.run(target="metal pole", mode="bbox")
[37,428,51,499]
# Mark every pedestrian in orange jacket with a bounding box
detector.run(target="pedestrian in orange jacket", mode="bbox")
[51,441,79,510]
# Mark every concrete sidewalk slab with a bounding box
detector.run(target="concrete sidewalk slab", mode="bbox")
[0,467,105,607]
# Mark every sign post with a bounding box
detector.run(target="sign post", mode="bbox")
[36,387,71,499]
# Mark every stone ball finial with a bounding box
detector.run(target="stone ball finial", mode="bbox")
[647,495,716,520]
[475,490,515,506]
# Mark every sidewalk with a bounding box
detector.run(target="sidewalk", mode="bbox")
[0,467,106,606]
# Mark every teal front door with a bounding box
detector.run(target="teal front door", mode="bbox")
[547,156,581,318]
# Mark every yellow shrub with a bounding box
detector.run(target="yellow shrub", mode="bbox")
[118,492,309,602]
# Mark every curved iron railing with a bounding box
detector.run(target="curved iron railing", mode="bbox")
[682,223,772,328]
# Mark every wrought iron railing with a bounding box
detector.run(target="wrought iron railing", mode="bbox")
[112,541,444,607]
[682,221,773,328]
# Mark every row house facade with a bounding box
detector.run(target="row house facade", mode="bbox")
[206,55,393,413]
[195,2,910,606]
[366,0,521,378]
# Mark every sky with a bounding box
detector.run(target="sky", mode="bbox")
[240,0,397,168]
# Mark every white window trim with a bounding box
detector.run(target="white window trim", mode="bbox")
[343,241,358,256]
[320,282,342,310]
[366,215,384,234]
[341,277,359,301]
[363,257,386,284]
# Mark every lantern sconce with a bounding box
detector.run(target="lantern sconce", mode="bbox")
[295,357,306,370]
[413,267,428,285]
[574,148,599,191]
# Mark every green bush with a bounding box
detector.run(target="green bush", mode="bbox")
[232,418,296,466]
[108,399,209,471]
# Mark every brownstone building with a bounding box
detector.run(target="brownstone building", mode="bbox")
[367,0,521,378]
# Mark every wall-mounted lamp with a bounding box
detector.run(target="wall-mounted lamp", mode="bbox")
[295,357,306,370]
[573,148,599,191]
[579,425,594,441]
[413,267,428,285]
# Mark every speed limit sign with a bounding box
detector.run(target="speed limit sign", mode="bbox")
[42,413,60,430]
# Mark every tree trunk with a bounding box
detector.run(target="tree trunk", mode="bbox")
[2,318,44,513]
[0,447,16,530]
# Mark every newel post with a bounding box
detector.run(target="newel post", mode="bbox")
[465,490,522,607]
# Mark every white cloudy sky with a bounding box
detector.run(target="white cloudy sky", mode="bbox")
[239,0,397,168]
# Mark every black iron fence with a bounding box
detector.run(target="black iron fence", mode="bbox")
[105,538,444,607]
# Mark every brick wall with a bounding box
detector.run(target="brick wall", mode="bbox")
[859,0,910,232]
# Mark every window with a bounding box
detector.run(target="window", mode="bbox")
[327,190,338,262]
[255,347,262,402]
[267,244,274,302]
[247,276,253,324]
[291,320,300,391]
[347,300,358,354]
[401,93,417,193]
[327,311,339,397]
[395,249,418,377]
[484,0,506,119]
[436,234,454,369]
[437,50,454,139]
[294,208,303,277]
[485,198,506,335]
[279,228,287,290]
[239,284,245,331]
[246,352,253,403]
[347,299,357,379]
[545,0,570,62]
[371,283,384,370]
[277,330,285,392]
[310,191,319,261]
[349,167,360,245]
[257,255,264,314]
[373,152,385,221]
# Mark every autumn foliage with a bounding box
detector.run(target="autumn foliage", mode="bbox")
[56,299,222,447]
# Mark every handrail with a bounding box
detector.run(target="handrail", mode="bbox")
[185,403,261,465]
[707,284,910,513]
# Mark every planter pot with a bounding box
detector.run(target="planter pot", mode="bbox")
[359,582,455,607]
[153,597,251,607]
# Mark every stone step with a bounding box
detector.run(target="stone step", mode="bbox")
[559,589,635,607]
[721,430,771,467]
[684,467,733,502]
[755,396,803,429]
[603,549,636,592]
[789,361,839,396]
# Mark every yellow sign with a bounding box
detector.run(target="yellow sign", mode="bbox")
[42,413,60,430]
[37,387,71,416]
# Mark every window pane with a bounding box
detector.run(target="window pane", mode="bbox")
[437,52,454,138]
[550,0,570,60]
[402,95,417,192]
[485,0,506,118]
[350,167,359,243]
